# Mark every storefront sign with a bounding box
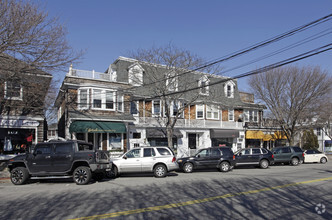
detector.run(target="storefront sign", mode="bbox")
[0,119,39,128]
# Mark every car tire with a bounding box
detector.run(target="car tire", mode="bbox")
[220,161,230,172]
[154,164,167,178]
[73,166,91,185]
[291,157,299,166]
[183,162,194,173]
[10,167,29,185]
[259,159,269,169]
[107,166,118,178]
[320,157,327,164]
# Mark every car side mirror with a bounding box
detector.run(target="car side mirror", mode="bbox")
[123,155,127,160]
[196,155,200,158]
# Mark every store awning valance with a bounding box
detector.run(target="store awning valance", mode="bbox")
[246,130,264,139]
[263,134,274,141]
[146,128,183,138]
[69,121,126,133]
[274,131,287,140]
[210,129,239,138]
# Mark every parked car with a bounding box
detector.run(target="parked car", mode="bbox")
[271,146,304,166]
[177,147,235,173]
[234,148,274,169]
[110,146,178,178]
[7,140,111,185]
[304,149,328,164]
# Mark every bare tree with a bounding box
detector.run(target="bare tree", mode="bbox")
[129,44,223,150]
[0,0,82,121]
[248,65,332,145]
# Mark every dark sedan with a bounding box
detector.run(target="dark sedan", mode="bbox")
[177,147,235,173]
[234,148,274,169]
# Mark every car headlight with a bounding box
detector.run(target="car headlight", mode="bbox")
[178,159,182,163]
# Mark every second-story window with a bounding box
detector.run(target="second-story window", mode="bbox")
[152,100,161,116]
[130,101,139,115]
[196,104,204,119]
[228,109,234,121]
[117,94,124,112]
[78,89,89,109]
[244,110,258,122]
[206,105,219,120]
[5,81,23,100]
[92,89,115,110]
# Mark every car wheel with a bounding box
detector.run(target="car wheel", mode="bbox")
[183,162,193,173]
[107,166,118,178]
[291,157,299,166]
[10,167,29,185]
[73,166,91,185]
[259,159,269,169]
[320,157,327,164]
[220,161,230,172]
[154,164,167,178]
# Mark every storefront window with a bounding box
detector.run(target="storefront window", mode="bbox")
[109,133,122,149]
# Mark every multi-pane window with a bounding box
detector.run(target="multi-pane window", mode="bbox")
[78,89,88,109]
[5,81,22,100]
[228,109,234,121]
[117,94,123,112]
[206,105,219,120]
[244,110,258,122]
[199,76,209,95]
[92,89,115,110]
[153,100,161,116]
[196,105,204,119]
[224,81,234,98]
[171,101,183,117]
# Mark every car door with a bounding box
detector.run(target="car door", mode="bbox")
[141,148,157,172]
[119,148,142,173]
[52,142,74,172]
[209,148,222,167]
[195,149,211,168]
[28,143,53,173]
[236,149,251,165]
[249,148,262,164]
[304,150,314,162]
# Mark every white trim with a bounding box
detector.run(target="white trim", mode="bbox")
[4,81,23,100]
[228,109,234,121]
[130,101,139,116]
[78,88,89,109]
[152,100,161,117]
[196,104,205,119]
[199,76,209,96]
[206,105,219,120]
[224,81,235,98]
[91,88,116,111]
[117,94,124,112]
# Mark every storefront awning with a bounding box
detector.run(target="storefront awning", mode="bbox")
[274,131,287,140]
[146,128,183,138]
[69,121,126,133]
[263,134,274,141]
[246,130,264,139]
[210,129,239,138]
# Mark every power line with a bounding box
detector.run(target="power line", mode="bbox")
[139,13,332,87]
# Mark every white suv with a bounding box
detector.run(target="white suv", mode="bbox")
[110,146,178,178]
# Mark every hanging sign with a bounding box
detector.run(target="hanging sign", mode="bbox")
[0,119,40,127]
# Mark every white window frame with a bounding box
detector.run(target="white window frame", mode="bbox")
[4,81,23,100]
[196,104,205,119]
[78,88,89,109]
[117,94,124,112]
[171,101,184,118]
[91,88,116,111]
[228,109,234,121]
[199,76,209,96]
[166,72,178,92]
[128,64,143,86]
[206,105,219,120]
[152,100,161,116]
[244,109,258,122]
[224,81,235,98]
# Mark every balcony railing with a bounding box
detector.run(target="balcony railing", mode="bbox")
[68,68,116,82]
[134,117,245,129]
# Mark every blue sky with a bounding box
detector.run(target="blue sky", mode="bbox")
[37,0,332,91]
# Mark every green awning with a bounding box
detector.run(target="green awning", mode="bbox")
[69,121,126,133]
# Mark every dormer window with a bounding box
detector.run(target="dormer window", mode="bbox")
[128,64,144,86]
[166,72,178,91]
[224,81,235,98]
[199,76,209,95]
[5,81,23,100]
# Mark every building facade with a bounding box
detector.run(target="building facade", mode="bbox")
[55,57,266,156]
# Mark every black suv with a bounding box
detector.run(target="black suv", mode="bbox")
[234,148,274,169]
[271,146,304,166]
[177,147,235,173]
[7,140,111,185]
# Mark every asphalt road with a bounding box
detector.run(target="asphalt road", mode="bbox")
[0,162,331,220]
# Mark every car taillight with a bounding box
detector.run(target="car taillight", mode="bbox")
[233,155,235,160]
[172,157,176,162]
[272,154,274,159]
[302,153,304,157]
